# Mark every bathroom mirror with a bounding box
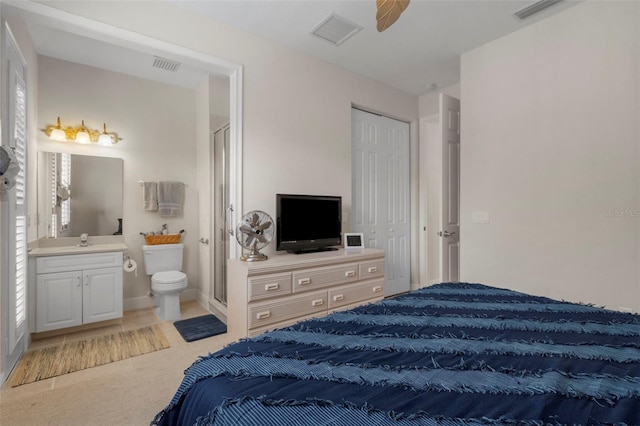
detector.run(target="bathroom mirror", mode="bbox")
[38,152,123,238]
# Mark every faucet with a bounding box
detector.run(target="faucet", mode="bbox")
[79,233,89,247]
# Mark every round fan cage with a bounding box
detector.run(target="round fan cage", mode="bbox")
[235,210,274,262]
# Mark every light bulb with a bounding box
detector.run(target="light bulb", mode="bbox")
[75,120,91,144]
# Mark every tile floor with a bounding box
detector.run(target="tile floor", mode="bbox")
[0,300,234,426]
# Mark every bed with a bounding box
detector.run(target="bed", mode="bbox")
[152,283,640,425]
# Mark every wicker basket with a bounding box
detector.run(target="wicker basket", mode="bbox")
[144,233,182,245]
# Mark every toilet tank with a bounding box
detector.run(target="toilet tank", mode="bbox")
[143,243,184,274]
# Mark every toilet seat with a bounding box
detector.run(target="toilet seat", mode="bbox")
[152,271,186,284]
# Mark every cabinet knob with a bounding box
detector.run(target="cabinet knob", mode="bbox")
[265,283,279,291]
[311,299,324,307]
[333,294,344,302]
[345,270,356,277]
[368,266,378,273]
[256,311,271,320]
[373,285,382,293]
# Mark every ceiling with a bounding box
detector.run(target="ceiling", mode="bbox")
[9,0,579,96]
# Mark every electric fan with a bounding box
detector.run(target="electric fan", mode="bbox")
[235,210,274,261]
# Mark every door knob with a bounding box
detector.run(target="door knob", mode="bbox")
[437,230,456,237]
[199,238,209,245]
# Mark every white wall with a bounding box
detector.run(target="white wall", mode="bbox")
[38,56,198,306]
[40,1,420,277]
[461,1,640,312]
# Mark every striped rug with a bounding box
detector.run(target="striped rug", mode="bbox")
[10,325,170,387]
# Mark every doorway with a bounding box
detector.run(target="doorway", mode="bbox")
[420,94,460,285]
[0,2,244,384]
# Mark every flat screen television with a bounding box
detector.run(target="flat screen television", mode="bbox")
[276,194,342,254]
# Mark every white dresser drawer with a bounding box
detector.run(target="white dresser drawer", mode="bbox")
[292,263,359,293]
[328,279,384,309]
[359,259,385,280]
[36,252,123,274]
[248,272,292,301]
[249,291,327,329]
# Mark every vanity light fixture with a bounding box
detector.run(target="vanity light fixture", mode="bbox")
[41,118,122,145]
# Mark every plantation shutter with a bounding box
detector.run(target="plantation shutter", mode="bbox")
[13,74,27,332]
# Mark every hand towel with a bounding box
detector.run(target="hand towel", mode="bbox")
[158,181,185,217]
[143,182,158,212]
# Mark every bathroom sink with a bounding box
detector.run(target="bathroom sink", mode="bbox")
[29,243,128,256]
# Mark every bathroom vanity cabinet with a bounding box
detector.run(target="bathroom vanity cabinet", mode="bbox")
[33,251,124,332]
[227,248,385,339]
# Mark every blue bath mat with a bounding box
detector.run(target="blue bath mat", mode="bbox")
[174,314,227,342]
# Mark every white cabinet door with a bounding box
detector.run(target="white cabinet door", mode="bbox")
[82,267,123,324]
[36,271,82,332]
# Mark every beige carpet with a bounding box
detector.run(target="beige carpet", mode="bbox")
[9,325,170,387]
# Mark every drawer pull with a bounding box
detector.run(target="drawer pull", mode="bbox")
[345,270,356,277]
[311,299,324,307]
[256,311,271,320]
[333,294,344,302]
[265,283,280,291]
[368,266,378,273]
[298,278,311,286]
[372,285,382,293]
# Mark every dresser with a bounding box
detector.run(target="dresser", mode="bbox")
[227,248,385,338]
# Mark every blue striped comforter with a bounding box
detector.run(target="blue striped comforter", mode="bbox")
[152,283,640,425]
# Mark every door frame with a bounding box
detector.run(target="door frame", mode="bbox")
[5,1,245,260]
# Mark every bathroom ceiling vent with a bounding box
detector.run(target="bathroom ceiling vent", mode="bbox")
[514,0,564,20]
[152,56,182,72]
[310,13,362,46]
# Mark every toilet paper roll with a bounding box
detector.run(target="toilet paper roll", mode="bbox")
[123,259,137,276]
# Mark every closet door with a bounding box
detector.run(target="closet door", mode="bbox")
[352,108,410,296]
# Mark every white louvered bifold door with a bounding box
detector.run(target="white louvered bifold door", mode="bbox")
[2,22,29,378]
[10,63,28,353]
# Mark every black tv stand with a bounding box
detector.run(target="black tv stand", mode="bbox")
[287,247,339,255]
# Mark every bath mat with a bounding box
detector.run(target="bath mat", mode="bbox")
[9,325,170,387]
[174,314,227,342]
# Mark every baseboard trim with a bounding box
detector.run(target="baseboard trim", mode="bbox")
[123,288,197,312]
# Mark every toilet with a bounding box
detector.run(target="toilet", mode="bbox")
[142,243,188,321]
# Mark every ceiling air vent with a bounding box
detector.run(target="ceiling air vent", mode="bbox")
[310,13,362,46]
[514,0,564,20]
[152,56,181,72]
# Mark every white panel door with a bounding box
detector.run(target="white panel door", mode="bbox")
[439,94,461,282]
[352,108,410,296]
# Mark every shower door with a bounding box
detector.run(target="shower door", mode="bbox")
[212,124,230,305]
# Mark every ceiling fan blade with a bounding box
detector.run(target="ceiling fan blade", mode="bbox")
[376,0,410,32]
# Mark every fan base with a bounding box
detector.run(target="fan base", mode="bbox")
[240,252,268,262]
